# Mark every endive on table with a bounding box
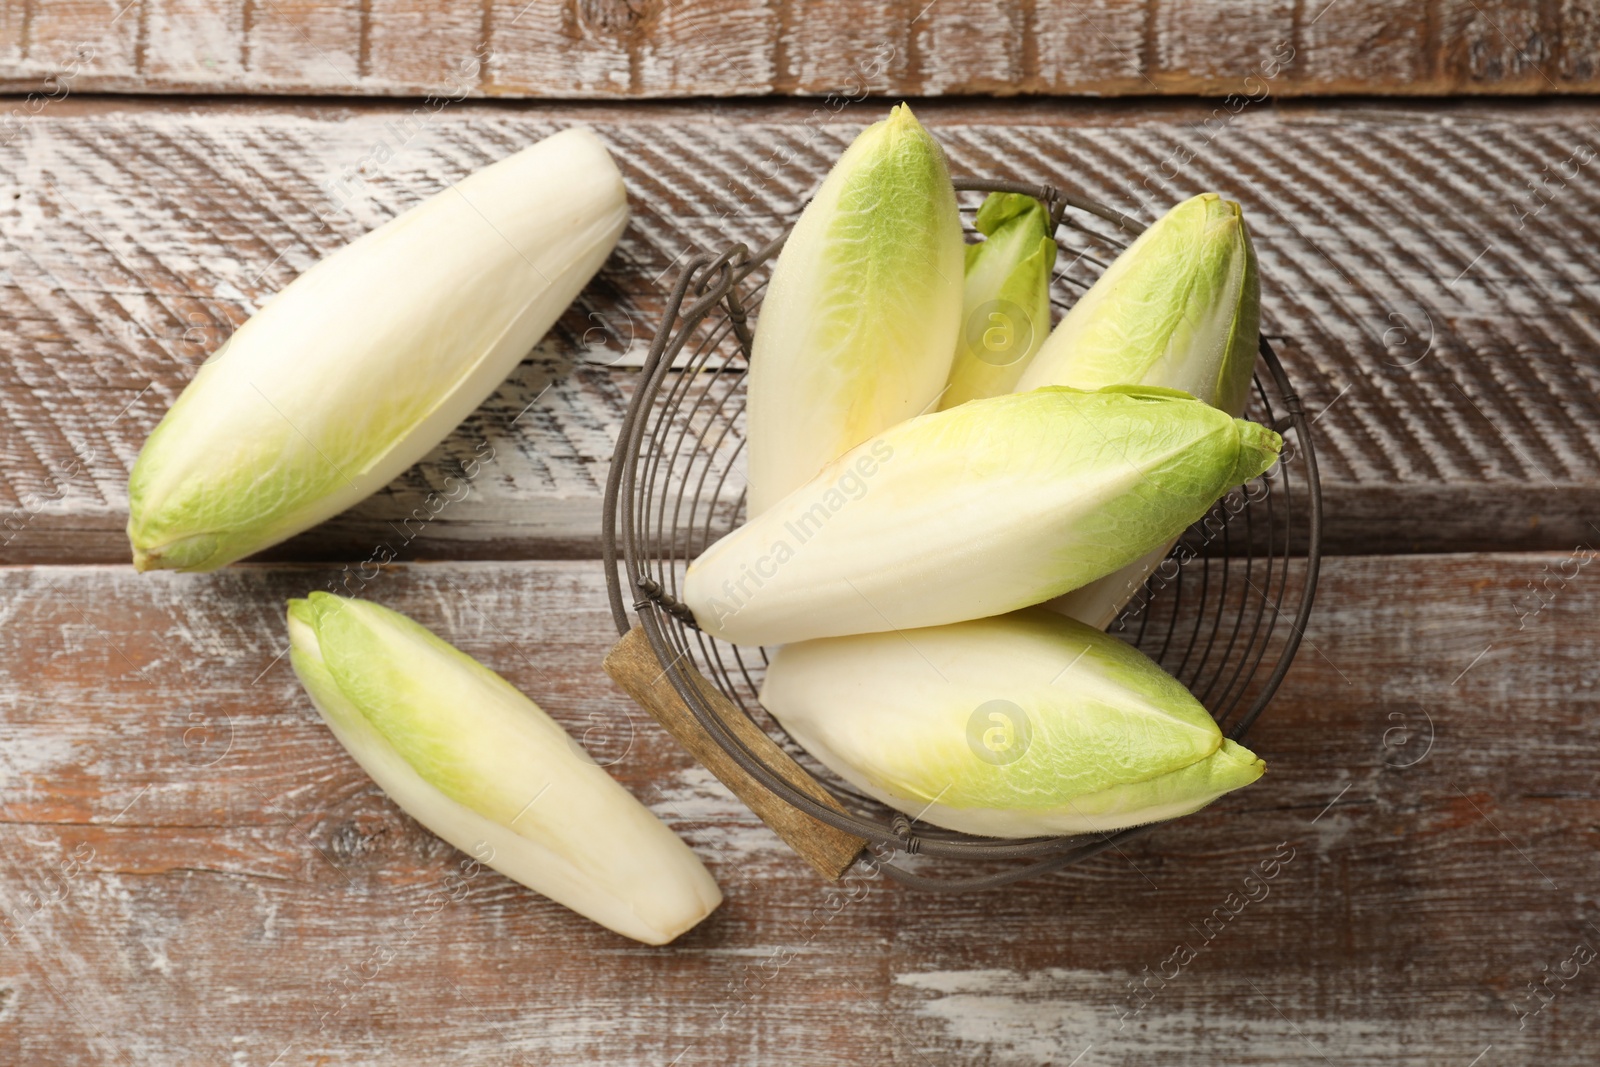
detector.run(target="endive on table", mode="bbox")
[1019,193,1262,629]
[288,593,721,946]
[128,127,629,572]
[744,103,964,515]
[684,384,1280,647]
[939,192,1058,409]
[761,608,1264,837]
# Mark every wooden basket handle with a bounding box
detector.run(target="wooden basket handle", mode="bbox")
[602,626,866,880]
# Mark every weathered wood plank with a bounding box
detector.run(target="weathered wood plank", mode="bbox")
[2,100,1599,566]
[3,0,1599,97]
[0,553,1595,1062]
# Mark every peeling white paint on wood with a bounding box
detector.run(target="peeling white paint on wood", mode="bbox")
[4,0,1600,98]
[0,555,1596,1060]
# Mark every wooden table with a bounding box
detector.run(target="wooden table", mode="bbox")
[3,5,1598,1063]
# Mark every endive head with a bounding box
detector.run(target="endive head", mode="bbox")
[776,102,961,354]
[941,192,1058,409]
[760,608,1265,838]
[287,592,720,945]
[686,384,1281,647]
[1017,193,1260,417]
[129,127,629,571]
[823,103,953,246]
[744,103,964,514]
[796,102,964,374]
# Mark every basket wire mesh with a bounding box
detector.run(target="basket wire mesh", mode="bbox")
[602,178,1322,891]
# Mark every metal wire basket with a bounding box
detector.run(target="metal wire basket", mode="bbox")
[602,178,1322,891]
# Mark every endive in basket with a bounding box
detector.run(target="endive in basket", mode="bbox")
[1019,193,1261,629]
[761,608,1264,837]
[684,385,1281,647]
[939,192,1057,409]
[1017,192,1259,411]
[128,127,629,572]
[288,593,721,946]
[744,103,964,515]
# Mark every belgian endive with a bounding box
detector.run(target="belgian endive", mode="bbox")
[761,608,1264,837]
[128,127,629,572]
[1016,192,1259,410]
[745,104,963,515]
[684,385,1280,647]
[287,593,721,945]
[940,192,1057,409]
[1019,193,1261,628]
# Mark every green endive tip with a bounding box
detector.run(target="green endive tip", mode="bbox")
[941,191,1058,409]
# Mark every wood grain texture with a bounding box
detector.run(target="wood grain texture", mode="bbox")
[3,0,1600,97]
[2,99,1599,566]
[0,553,1596,1063]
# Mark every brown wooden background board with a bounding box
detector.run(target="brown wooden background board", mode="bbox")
[3,98,1599,568]
[3,0,1600,98]
[0,554,1596,1063]
[1,16,1598,1053]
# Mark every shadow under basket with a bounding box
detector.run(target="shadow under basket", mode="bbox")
[601,178,1323,892]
